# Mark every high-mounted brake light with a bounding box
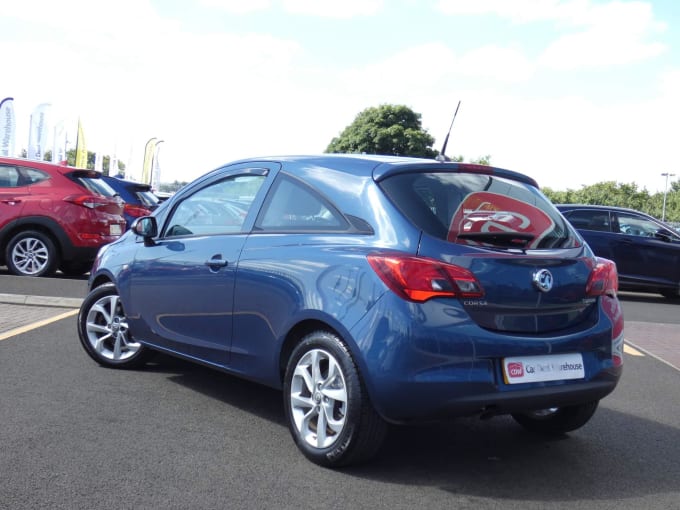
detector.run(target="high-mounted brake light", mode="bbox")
[367,254,484,302]
[586,257,619,297]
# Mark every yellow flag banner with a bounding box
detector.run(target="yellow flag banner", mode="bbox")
[141,137,157,185]
[75,119,87,168]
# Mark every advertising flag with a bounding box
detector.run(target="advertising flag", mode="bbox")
[151,140,163,191]
[0,97,16,157]
[52,121,67,165]
[27,103,51,160]
[141,137,157,185]
[75,118,87,168]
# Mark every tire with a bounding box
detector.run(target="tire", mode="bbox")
[77,283,151,369]
[512,401,599,435]
[283,330,387,468]
[5,230,59,277]
[59,261,92,277]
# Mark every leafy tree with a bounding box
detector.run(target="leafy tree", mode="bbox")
[326,104,438,158]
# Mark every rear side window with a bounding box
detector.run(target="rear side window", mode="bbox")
[0,165,50,187]
[562,209,612,232]
[67,171,118,197]
[379,172,577,249]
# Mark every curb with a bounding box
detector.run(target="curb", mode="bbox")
[0,293,83,309]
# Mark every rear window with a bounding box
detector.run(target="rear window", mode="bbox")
[135,189,160,208]
[67,171,118,197]
[379,172,578,249]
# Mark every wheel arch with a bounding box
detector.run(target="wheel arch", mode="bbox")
[0,216,71,262]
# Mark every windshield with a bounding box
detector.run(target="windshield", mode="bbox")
[379,171,579,249]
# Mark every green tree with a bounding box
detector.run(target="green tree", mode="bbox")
[326,104,438,157]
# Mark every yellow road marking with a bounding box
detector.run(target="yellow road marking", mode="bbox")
[624,344,644,357]
[0,309,78,341]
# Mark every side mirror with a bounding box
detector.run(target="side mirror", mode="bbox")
[654,228,672,242]
[131,216,158,241]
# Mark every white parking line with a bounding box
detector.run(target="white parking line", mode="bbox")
[0,309,78,341]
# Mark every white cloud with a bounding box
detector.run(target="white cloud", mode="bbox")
[438,0,667,69]
[282,0,384,18]
[198,0,272,14]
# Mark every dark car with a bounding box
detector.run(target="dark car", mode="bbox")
[557,204,680,299]
[0,156,126,277]
[77,155,623,467]
[101,176,160,229]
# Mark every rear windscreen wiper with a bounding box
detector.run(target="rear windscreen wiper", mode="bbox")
[456,232,535,248]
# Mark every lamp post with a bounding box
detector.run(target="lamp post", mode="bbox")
[661,172,676,222]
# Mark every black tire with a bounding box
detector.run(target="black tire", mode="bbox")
[77,283,151,369]
[59,261,92,277]
[5,230,59,277]
[283,330,387,468]
[512,401,599,435]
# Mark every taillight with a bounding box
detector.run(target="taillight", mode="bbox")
[586,257,619,297]
[367,254,484,302]
[124,203,151,218]
[63,194,110,209]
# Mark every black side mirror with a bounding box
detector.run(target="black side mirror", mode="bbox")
[131,216,158,244]
[654,228,672,242]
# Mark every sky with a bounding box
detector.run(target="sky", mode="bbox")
[2,0,680,192]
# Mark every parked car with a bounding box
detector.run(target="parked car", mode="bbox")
[0,156,126,277]
[77,155,623,467]
[557,204,680,299]
[101,175,160,229]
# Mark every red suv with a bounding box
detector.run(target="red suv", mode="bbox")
[0,157,126,277]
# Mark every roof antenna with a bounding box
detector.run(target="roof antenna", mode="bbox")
[435,100,461,162]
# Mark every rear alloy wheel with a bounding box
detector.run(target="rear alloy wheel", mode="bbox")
[77,283,150,369]
[283,331,387,467]
[6,230,58,277]
[512,401,599,435]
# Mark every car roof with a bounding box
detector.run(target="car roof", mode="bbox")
[102,175,152,190]
[220,154,539,188]
[557,204,652,215]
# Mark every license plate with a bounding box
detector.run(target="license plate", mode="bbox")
[502,353,585,384]
[110,224,122,236]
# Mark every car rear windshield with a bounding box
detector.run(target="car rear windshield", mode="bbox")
[68,171,118,198]
[379,171,578,250]
[135,189,160,208]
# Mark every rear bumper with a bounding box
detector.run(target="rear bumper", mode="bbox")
[350,293,623,424]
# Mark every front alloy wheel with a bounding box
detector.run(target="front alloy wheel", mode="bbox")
[283,331,387,467]
[77,283,149,369]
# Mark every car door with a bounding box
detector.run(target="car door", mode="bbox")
[127,164,274,365]
[613,211,680,287]
[561,208,618,260]
[0,164,32,230]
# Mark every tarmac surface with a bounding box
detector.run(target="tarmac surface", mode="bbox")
[0,275,678,371]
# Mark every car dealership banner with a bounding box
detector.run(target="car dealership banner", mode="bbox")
[27,102,51,160]
[75,118,87,168]
[0,97,16,157]
[52,121,67,165]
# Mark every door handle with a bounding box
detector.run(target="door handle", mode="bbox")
[1,199,21,205]
[205,257,228,268]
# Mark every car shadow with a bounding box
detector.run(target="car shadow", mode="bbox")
[148,353,679,503]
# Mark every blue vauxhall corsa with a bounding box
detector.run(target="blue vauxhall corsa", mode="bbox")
[77,155,623,467]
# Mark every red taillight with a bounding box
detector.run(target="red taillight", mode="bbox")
[63,194,110,209]
[367,254,484,302]
[124,203,151,218]
[586,257,619,297]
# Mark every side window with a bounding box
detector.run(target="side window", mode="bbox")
[0,165,19,187]
[22,168,50,185]
[256,176,347,231]
[164,174,266,238]
[617,212,661,237]
[564,210,611,232]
